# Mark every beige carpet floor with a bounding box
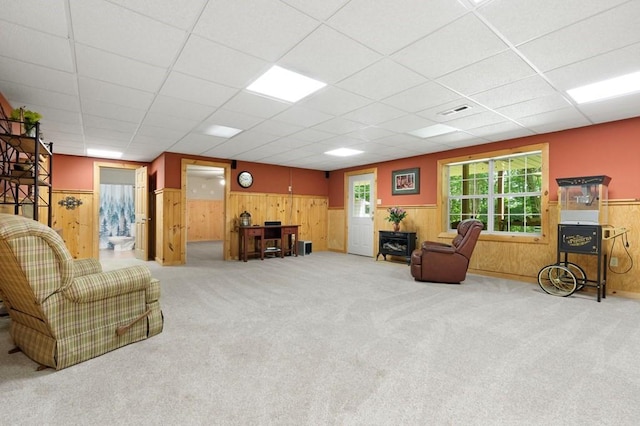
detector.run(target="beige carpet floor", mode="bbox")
[2,242,640,425]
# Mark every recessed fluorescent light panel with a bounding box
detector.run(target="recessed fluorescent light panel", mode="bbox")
[567,71,640,104]
[324,148,363,157]
[247,65,326,103]
[87,149,122,159]
[408,124,458,138]
[205,124,242,138]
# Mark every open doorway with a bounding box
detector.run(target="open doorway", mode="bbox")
[93,162,150,263]
[182,159,230,264]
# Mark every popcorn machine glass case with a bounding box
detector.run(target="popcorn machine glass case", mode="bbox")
[557,175,611,225]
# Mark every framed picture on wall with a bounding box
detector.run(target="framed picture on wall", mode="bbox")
[392,168,420,195]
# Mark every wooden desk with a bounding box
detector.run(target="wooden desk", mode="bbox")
[239,225,300,262]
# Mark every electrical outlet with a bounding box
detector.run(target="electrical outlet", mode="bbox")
[288,185,292,192]
[610,257,618,267]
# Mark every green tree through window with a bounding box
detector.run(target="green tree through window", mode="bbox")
[447,151,542,234]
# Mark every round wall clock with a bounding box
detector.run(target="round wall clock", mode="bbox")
[237,171,253,188]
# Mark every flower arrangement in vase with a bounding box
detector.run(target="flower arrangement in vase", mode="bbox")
[385,206,407,231]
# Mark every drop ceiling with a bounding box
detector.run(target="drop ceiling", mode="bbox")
[1,0,639,171]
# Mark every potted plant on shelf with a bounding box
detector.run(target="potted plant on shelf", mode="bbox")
[385,206,407,232]
[10,107,42,137]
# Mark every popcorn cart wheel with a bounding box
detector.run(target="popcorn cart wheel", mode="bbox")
[537,262,587,297]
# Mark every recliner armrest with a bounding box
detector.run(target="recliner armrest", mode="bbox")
[64,265,152,303]
[423,244,456,254]
[73,258,103,277]
[421,241,451,249]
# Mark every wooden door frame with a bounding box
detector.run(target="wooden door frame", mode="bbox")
[92,162,142,259]
[180,159,231,262]
[344,167,377,257]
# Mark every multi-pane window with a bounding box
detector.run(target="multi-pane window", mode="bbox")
[447,151,542,234]
[352,181,371,217]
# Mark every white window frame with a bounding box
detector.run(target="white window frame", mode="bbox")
[437,143,549,243]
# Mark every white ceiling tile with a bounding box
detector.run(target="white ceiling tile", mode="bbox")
[107,0,207,30]
[470,76,558,109]
[337,58,426,100]
[143,112,201,132]
[70,0,187,67]
[223,92,291,119]
[148,95,216,122]
[497,95,572,120]
[2,0,639,170]
[345,126,395,141]
[272,106,334,128]
[327,0,467,54]
[437,51,536,95]
[137,124,187,141]
[1,0,69,37]
[201,109,264,132]
[280,0,349,20]
[517,1,640,72]
[518,107,591,133]
[467,122,534,140]
[173,35,268,88]
[0,58,77,96]
[444,111,508,131]
[4,83,80,112]
[342,103,405,126]
[280,25,381,84]
[382,82,460,113]
[75,45,166,93]
[578,93,640,124]
[377,114,436,133]
[194,0,319,62]
[289,128,334,142]
[160,72,238,108]
[250,120,304,138]
[82,115,138,133]
[166,133,225,155]
[312,117,366,135]
[393,13,508,79]
[81,98,146,124]
[78,77,155,110]
[298,86,372,116]
[0,22,73,72]
[479,0,630,45]
[545,42,640,91]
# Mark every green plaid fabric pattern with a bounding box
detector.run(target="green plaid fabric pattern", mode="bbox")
[0,213,163,370]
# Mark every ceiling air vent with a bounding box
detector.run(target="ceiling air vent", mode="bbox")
[439,104,472,116]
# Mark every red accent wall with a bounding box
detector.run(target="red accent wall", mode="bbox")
[230,161,328,195]
[53,155,147,190]
[328,117,640,207]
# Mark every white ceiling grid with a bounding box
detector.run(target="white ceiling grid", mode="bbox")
[0,0,639,169]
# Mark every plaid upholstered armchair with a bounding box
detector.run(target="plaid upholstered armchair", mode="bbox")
[0,213,163,370]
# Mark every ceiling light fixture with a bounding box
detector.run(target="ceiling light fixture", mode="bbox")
[408,124,458,138]
[567,71,640,104]
[325,148,364,157]
[205,124,243,138]
[247,65,326,103]
[87,149,122,159]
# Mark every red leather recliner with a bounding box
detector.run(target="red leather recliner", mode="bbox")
[410,219,483,284]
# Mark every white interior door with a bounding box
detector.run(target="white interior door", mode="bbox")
[347,173,374,256]
[134,166,148,260]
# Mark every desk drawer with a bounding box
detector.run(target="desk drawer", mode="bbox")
[281,226,297,235]
[244,228,263,237]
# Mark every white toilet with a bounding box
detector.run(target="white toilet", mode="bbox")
[107,236,135,251]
